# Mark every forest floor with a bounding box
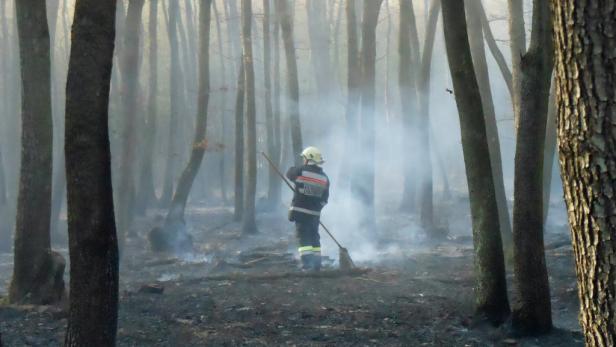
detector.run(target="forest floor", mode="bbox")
[0,198,584,346]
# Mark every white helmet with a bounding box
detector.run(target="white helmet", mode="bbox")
[301,146,324,164]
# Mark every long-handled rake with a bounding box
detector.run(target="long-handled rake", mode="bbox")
[261,152,355,270]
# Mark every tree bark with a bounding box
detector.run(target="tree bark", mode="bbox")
[166,0,213,227]
[234,62,246,221]
[263,0,280,207]
[9,0,65,305]
[136,0,160,214]
[117,0,145,246]
[276,0,303,164]
[63,0,119,345]
[476,1,512,98]
[241,0,258,235]
[552,1,616,344]
[466,0,512,249]
[510,0,554,334]
[355,0,383,233]
[441,0,510,324]
[507,0,526,130]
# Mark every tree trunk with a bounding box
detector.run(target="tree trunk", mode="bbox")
[552,1,616,344]
[212,1,228,203]
[398,0,420,213]
[416,0,441,232]
[441,0,510,324]
[0,149,9,252]
[542,80,556,224]
[160,0,184,207]
[342,0,360,189]
[507,0,526,130]
[276,0,303,164]
[510,0,554,334]
[355,0,383,233]
[117,0,145,246]
[166,0,212,228]
[241,0,258,235]
[476,1,512,98]
[9,0,65,305]
[263,0,280,207]
[63,0,119,344]
[466,0,512,249]
[136,0,160,214]
[234,62,245,221]
[272,4,282,192]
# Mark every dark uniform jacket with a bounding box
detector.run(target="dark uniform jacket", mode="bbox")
[286,164,330,222]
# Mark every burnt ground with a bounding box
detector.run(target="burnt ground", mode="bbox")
[0,199,584,346]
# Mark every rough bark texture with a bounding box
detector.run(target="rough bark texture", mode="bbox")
[466,0,512,249]
[9,0,65,305]
[234,62,245,222]
[511,0,554,334]
[166,0,212,226]
[136,0,160,213]
[276,0,303,164]
[241,0,258,235]
[552,1,616,345]
[63,0,119,345]
[355,0,383,233]
[117,0,145,247]
[441,0,510,324]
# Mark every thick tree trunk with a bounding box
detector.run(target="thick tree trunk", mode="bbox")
[355,0,383,233]
[63,0,119,345]
[441,0,510,324]
[117,0,145,246]
[166,0,212,228]
[241,0,258,235]
[466,0,512,249]
[9,0,65,305]
[276,0,303,164]
[552,1,616,344]
[136,0,160,214]
[234,63,245,221]
[511,0,554,334]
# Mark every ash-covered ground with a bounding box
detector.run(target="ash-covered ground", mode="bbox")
[0,195,583,346]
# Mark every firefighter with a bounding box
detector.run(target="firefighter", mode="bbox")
[286,146,330,271]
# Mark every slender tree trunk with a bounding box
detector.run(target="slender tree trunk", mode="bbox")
[160,0,184,207]
[507,0,526,130]
[355,0,383,233]
[552,1,616,344]
[241,0,258,235]
[476,1,512,98]
[272,6,282,192]
[263,0,280,207]
[416,0,440,232]
[466,0,512,248]
[117,0,145,247]
[212,1,228,203]
[511,0,554,334]
[342,0,360,189]
[136,0,160,213]
[63,0,119,344]
[9,0,65,305]
[441,0,510,324]
[0,149,8,252]
[234,63,245,221]
[542,79,556,224]
[0,1,11,253]
[276,0,303,164]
